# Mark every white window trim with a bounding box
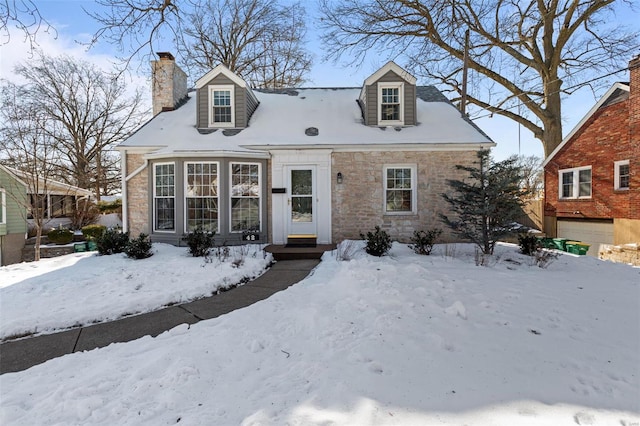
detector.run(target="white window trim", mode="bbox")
[377,82,404,126]
[184,161,220,234]
[208,85,235,128]
[229,162,261,233]
[153,162,176,233]
[614,159,630,190]
[383,164,417,215]
[0,188,6,225]
[558,166,592,199]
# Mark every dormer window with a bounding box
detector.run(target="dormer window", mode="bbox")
[209,85,235,127]
[378,82,404,125]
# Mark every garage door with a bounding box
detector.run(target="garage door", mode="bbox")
[557,219,614,257]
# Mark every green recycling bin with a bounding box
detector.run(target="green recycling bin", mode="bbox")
[552,238,568,251]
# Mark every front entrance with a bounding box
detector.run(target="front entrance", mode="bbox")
[287,166,316,236]
[269,150,332,245]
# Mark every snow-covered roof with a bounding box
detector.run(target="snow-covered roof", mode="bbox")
[118,87,494,156]
[0,165,93,197]
[362,61,417,86]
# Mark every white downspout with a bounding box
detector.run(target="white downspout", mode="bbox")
[121,151,128,232]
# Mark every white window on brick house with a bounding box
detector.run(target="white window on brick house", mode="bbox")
[154,162,175,232]
[559,166,592,199]
[378,82,404,125]
[230,162,261,232]
[384,165,417,214]
[614,160,630,190]
[185,162,219,233]
[0,188,5,225]
[208,85,234,127]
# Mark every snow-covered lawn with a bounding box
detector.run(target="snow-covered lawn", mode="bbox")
[1,242,639,425]
[0,244,272,340]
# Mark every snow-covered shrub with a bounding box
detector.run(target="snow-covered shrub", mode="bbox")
[125,234,153,259]
[360,226,392,257]
[96,228,130,255]
[182,228,215,257]
[410,229,442,255]
[336,240,359,261]
[531,249,559,269]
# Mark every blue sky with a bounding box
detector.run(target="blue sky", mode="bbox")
[2,0,639,161]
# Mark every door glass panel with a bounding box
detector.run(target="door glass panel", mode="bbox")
[291,169,312,223]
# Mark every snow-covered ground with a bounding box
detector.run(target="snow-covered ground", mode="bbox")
[1,242,639,425]
[0,244,271,339]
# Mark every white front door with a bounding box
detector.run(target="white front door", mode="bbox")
[287,166,316,236]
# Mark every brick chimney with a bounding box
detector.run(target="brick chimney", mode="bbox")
[151,52,188,116]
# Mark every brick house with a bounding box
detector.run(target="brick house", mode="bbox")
[116,53,494,247]
[542,55,639,256]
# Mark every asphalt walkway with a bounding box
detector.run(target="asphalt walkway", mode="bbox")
[0,259,320,374]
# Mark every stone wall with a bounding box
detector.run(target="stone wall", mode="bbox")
[126,154,149,237]
[331,150,476,243]
[599,243,640,266]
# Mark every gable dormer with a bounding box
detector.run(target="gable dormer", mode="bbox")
[359,61,418,127]
[194,65,259,129]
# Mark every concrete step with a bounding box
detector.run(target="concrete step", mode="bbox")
[264,244,335,261]
[286,234,317,248]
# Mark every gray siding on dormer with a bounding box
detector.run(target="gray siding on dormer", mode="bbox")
[197,73,250,128]
[246,90,259,123]
[362,70,417,126]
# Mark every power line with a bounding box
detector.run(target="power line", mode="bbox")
[469,65,631,121]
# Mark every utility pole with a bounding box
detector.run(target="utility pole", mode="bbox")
[461,29,470,116]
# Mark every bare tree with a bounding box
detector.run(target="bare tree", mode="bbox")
[87,0,182,69]
[0,0,55,49]
[515,155,543,197]
[11,52,148,200]
[0,81,61,261]
[319,0,638,157]
[181,0,311,88]
[88,0,311,88]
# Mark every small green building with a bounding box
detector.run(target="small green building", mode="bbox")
[0,165,28,266]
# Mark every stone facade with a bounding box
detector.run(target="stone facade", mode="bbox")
[331,150,477,243]
[126,154,150,237]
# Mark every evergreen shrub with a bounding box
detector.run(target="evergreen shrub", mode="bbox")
[96,228,130,255]
[360,226,392,257]
[82,224,106,240]
[410,228,442,255]
[47,227,74,245]
[182,227,216,257]
[518,233,540,256]
[125,234,153,259]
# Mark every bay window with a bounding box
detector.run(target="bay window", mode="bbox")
[154,163,175,231]
[185,162,219,232]
[230,162,260,231]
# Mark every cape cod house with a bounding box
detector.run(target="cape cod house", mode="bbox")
[542,55,639,257]
[116,53,494,249]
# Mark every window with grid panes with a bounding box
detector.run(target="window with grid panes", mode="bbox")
[185,162,218,232]
[230,163,260,231]
[154,163,175,231]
